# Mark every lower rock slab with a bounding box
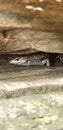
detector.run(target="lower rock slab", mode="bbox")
[0,92,63,130]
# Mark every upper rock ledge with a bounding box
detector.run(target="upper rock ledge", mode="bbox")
[0,0,63,32]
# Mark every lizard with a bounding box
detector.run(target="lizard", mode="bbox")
[9,52,50,66]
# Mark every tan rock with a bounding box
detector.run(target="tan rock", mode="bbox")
[0,28,63,54]
[0,0,63,54]
[0,0,63,32]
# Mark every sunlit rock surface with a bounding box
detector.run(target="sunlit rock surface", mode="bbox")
[0,0,63,33]
[0,93,63,130]
[0,29,63,54]
[0,0,63,53]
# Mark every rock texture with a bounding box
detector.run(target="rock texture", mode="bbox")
[0,0,63,54]
[0,28,63,54]
[0,93,63,130]
[0,0,63,33]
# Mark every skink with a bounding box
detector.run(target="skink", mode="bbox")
[9,52,50,66]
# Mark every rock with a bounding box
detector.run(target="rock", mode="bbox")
[0,0,63,54]
[0,93,63,130]
[0,0,63,33]
[0,28,63,54]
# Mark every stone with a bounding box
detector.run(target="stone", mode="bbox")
[0,0,63,54]
[0,0,62,33]
[0,28,63,54]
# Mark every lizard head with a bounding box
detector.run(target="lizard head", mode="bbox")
[9,57,27,65]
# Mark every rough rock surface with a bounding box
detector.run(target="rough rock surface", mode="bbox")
[0,0,63,33]
[0,0,63,54]
[0,28,63,54]
[0,93,63,130]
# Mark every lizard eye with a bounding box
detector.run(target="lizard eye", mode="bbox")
[26,60,30,63]
[16,58,20,61]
